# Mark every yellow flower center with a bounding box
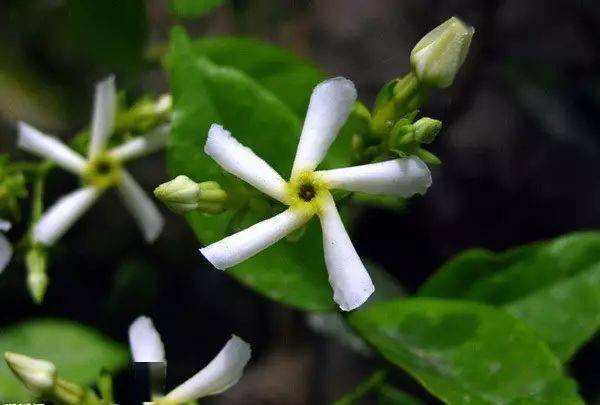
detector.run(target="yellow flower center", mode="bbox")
[82,153,122,190]
[286,170,330,215]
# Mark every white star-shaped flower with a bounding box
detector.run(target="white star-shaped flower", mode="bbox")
[128,316,251,403]
[0,220,13,273]
[199,77,432,311]
[17,76,168,246]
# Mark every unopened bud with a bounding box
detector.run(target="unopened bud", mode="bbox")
[154,176,227,214]
[26,246,48,304]
[411,17,474,88]
[413,117,442,144]
[4,352,56,395]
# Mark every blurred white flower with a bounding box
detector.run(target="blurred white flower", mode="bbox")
[128,316,251,403]
[200,77,432,311]
[0,220,12,272]
[4,352,57,396]
[18,76,168,246]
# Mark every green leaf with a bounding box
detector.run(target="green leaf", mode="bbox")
[505,262,600,361]
[349,298,583,404]
[65,0,147,70]
[0,319,128,401]
[170,0,224,18]
[419,231,600,361]
[167,27,354,311]
[189,36,325,117]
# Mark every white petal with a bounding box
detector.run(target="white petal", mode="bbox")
[88,76,117,158]
[18,122,86,175]
[0,220,11,232]
[318,194,374,311]
[117,171,164,243]
[109,124,170,162]
[0,232,13,273]
[317,157,432,197]
[165,335,251,401]
[34,187,100,246]
[128,316,166,362]
[291,78,357,176]
[204,124,287,203]
[200,209,310,270]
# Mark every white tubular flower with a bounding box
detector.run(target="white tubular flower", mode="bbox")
[4,352,57,395]
[200,77,433,311]
[17,76,168,246]
[0,220,13,273]
[128,316,251,403]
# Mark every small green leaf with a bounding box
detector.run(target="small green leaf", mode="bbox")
[167,27,354,310]
[419,231,600,361]
[189,36,325,117]
[0,319,128,401]
[349,298,583,404]
[170,0,225,18]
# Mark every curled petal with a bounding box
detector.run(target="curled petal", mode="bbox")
[200,209,311,270]
[128,316,166,363]
[34,187,100,246]
[165,335,251,401]
[117,171,164,243]
[291,78,357,176]
[205,124,288,203]
[318,194,374,311]
[317,157,432,197]
[109,125,170,162]
[88,76,117,158]
[18,122,86,175]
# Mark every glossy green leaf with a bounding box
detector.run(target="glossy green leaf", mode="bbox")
[505,262,600,361]
[349,298,583,404]
[170,0,224,18]
[65,0,147,70]
[190,36,325,117]
[0,319,128,401]
[167,27,356,311]
[419,231,600,361]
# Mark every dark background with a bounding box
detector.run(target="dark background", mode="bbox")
[0,0,599,403]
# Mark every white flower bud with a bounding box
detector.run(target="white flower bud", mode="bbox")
[4,352,56,395]
[410,17,474,88]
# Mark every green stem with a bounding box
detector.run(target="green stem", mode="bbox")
[332,370,387,404]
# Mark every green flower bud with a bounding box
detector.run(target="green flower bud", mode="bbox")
[154,176,227,214]
[53,377,87,404]
[411,17,474,88]
[26,246,48,304]
[4,352,57,395]
[413,117,442,144]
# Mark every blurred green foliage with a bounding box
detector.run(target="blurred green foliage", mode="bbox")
[0,319,128,401]
[170,0,225,18]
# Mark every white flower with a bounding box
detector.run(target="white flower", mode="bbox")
[128,316,251,403]
[18,76,168,246]
[0,220,13,273]
[199,77,432,311]
[4,352,57,395]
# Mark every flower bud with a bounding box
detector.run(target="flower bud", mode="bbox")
[4,352,57,395]
[410,17,474,88]
[26,246,48,304]
[413,117,442,144]
[154,176,227,214]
